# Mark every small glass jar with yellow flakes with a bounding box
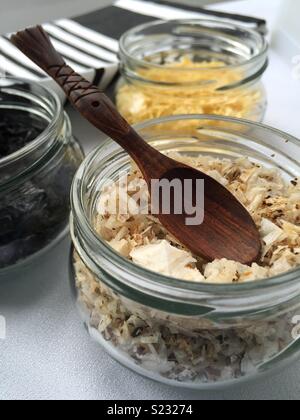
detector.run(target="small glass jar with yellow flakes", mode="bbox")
[116,20,268,127]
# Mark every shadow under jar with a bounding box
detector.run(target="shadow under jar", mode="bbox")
[70,115,300,389]
[116,20,268,126]
[0,79,84,272]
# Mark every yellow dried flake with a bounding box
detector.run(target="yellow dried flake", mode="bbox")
[117,57,264,126]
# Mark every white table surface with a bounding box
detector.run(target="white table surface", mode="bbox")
[1,0,300,401]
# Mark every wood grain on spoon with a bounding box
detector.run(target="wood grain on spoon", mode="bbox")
[11,26,262,265]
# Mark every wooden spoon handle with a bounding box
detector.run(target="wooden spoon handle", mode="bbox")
[11,26,163,172]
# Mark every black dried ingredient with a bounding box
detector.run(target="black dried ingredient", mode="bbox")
[0,109,47,158]
[0,108,83,269]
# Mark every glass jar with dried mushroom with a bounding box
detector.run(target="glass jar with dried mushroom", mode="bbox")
[0,79,84,273]
[70,116,300,389]
[116,20,268,128]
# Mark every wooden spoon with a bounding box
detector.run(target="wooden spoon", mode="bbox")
[11,26,261,265]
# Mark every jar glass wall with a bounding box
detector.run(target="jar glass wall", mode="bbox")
[116,20,268,126]
[70,116,300,389]
[0,79,84,272]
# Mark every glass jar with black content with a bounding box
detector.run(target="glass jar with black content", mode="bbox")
[0,78,84,273]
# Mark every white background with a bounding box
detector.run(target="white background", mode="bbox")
[0,0,300,401]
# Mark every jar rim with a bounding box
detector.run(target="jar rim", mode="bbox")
[0,77,63,167]
[71,114,300,301]
[119,19,268,74]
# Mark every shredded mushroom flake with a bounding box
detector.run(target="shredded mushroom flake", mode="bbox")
[95,154,300,284]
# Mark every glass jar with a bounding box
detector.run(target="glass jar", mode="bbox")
[116,20,268,127]
[0,79,84,273]
[70,115,300,389]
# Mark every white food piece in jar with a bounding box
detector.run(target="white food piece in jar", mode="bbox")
[204,259,269,284]
[130,240,204,282]
[127,91,146,115]
[260,218,285,246]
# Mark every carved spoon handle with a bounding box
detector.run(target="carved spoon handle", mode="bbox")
[11,26,164,172]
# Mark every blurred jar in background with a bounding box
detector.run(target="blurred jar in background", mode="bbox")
[116,20,268,127]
